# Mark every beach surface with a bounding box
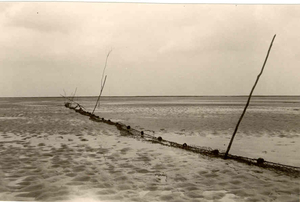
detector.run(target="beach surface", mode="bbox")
[0,97,299,202]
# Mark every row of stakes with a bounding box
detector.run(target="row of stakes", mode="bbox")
[66,103,265,165]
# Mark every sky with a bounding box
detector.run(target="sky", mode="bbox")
[0,2,299,97]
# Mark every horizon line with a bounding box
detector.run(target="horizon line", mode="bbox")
[1,95,299,98]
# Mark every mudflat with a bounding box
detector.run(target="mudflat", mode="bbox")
[0,97,299,202]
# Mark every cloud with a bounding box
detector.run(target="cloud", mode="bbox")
[3,3,82,34]
[0,3,299,96]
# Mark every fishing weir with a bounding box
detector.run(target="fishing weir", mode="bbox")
[64,102,300,178]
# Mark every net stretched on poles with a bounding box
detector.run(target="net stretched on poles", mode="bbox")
[64,103,300,178]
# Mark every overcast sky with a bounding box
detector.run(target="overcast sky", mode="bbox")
[0,3,299,97]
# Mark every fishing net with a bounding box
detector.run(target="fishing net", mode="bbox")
[65,103,300,178]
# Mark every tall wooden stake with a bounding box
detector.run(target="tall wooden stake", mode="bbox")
[71,87,77,101]
[94,75,107,111]
[62,89,67,103]
[92,50,112,115]
[224,34,276,159]
[60,94,85,110]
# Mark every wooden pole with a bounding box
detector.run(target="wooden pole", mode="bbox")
[92,75,107,114]
[71,87,77,101]
[224,34,276,159]
[97,76,108,108]
[100,49,112,89]
[92,49,112,115]
[60,94,85,109]
[62,89,67,103]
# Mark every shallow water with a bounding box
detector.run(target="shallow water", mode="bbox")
[85,96,300,136]
[83,96,300,166]
[1,96,300,166]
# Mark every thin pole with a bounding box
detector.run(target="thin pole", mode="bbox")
[224,34,276,159]
[71,87,77,101]
[92,49,112,115]
[101,49,112,88]
[92,75,107,114]
[62,89,67,103]
[60,94,85,109]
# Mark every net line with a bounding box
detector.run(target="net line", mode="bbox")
[65,103,300,178]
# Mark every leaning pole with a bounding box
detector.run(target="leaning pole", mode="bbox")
[224,34,277,159]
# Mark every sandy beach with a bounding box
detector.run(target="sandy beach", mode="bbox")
[0,97,299,202]
[2,2,300,202]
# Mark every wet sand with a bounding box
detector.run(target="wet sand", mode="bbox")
[0,99,299,201]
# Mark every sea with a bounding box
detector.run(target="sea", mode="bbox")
[1,96,299,166]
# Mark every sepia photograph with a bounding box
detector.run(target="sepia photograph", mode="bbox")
[0,1,299,202]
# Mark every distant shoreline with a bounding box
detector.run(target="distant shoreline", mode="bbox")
[0,95,299,99]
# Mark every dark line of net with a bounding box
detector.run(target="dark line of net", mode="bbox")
[64,102,300,178]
